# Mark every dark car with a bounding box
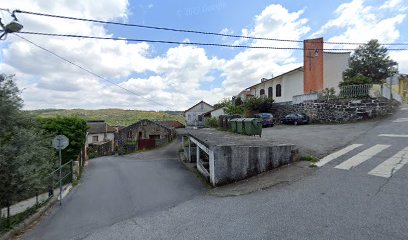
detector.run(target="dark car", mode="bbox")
[255,113,274,127]
[281,113,309,125]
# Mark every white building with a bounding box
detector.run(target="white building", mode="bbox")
[86,121,115,149]
[238,38,350,103]
[184,101,214,127]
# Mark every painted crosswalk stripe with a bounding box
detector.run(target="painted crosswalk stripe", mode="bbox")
[393,118,408,123]
[316,144,363,167]
[334,144,390,170]
[368,147,408,178]
[379,134,408,138]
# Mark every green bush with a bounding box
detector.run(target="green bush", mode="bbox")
[243,97,274,112]
[205,117,219,128]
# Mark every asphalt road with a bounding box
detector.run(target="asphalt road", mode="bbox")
[261,117,385,158]
[23,105,408,240]
[22,141,205,240]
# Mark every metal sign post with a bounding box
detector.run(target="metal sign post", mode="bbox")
[52,135,69,206]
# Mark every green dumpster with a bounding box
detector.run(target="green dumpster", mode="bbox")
[229,118,238,132]
[236,118,245,134]
[243,118,262,137]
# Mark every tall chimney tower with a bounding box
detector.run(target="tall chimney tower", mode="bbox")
[304,37,324,93]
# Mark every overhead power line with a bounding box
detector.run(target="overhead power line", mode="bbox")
[14,34,172,109]
[5,8,408,46]
[17,31,408,51]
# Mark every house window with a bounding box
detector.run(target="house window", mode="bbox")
[260,89,265,96]
[268,87,273,98]
[92,136,98,142]
[127,131,132,139]
[276,84,282,97]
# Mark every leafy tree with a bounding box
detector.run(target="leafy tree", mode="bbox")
[341,39,398,86]
[243,97,274,113]
[213,98,231,109]
[37,116,88,164]
[0,74,55,222]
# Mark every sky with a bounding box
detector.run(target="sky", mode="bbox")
[0,0,407,111]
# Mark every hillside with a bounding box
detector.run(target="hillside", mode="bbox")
[30,109,185,127]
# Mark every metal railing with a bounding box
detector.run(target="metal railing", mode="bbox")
[0,160,73,219]
[338,84,373,98]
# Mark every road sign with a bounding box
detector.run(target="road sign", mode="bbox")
[53,135,69,150]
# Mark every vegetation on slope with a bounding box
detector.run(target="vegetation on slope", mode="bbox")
[30,109,185,126]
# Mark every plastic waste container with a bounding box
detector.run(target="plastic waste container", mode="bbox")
[243,118,262,137]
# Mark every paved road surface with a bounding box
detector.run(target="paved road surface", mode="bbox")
[24,105,408,240]
[22,141,205,240]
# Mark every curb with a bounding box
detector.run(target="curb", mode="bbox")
[0,196,57,240]
[0,184,73,240]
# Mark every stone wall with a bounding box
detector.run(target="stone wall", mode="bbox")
[88,140,113,157]
[271,97,399,124]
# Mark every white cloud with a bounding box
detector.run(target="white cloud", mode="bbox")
[314,0,407,74]
[380,0,405,10]
[221,4,310,95]
[314,0,406,45]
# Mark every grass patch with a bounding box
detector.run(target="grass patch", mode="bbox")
[301,155,320,163]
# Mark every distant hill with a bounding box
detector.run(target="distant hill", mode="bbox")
[30,109,185,127]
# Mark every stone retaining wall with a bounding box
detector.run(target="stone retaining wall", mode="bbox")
[271,97,399,124]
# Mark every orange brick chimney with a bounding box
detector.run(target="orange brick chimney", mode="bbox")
[304,37,324,93]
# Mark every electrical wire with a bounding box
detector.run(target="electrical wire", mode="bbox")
[5,8,408,46]
[17,31,408,51]
[14,34,173,109]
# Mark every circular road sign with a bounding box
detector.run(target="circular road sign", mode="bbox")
[52,135,69,150]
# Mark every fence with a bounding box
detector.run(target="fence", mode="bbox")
[338,84,373,98]
[0,160,73,220]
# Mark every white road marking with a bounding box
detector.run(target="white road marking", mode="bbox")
[401,108,408,111]
[393,118,408,123]
[334,144,390,170]
[368,147,408,178]
[379,134,408,138]
[316,144,363,167]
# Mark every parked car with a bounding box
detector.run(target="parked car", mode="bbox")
[281,113,309,125]
[254,113,274,127]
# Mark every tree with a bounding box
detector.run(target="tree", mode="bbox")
[0,74,55,222]
[341,39,398,86]
[243,97,274,113]
[37,116,88,164]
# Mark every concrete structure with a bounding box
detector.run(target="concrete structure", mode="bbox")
[181,129,298,186]
[201,107,227,122]
[237,37,350,103]
[386,73,408,103]
[86,120,115,150]
[184,101,214,127]
[323,52,350,93]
